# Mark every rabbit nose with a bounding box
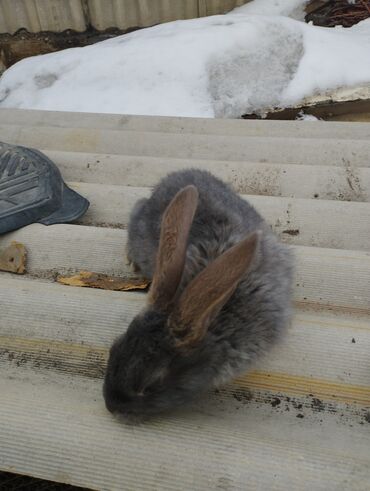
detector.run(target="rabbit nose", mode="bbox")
[105,399,130,417]
[105,394,134,416]
[103,388,123,414]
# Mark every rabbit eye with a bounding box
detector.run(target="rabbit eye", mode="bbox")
[139,381,161,397]
[138,368,168,397]
[141,385,155,396]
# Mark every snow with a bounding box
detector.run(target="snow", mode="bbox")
[0,0,370,118]
[296,111,319,121]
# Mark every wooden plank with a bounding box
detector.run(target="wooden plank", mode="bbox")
[261,85,370,121]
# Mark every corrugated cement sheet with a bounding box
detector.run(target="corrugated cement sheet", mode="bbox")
[0,0,87,34]
[87,0,199,31]
[0,109,369,490]
[0,0,251,34]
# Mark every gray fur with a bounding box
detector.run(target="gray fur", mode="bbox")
[104,169,293,420]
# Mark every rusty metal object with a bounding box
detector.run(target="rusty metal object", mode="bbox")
[0,241,27,274]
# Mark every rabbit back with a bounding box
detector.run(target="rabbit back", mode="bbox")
[127,169,293,378]
[127,168,266,279]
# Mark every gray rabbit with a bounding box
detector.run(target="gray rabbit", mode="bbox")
[103,169,293,420]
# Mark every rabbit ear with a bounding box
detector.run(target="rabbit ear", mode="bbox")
[149,185,199,311]
[168,231,261,349]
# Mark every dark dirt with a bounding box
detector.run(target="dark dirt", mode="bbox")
[232,388,253,404]
[351,338,356,343]
[217,388,368,428]
[291,400,303,410]
[271,397,281,407]
[0,347,107,379]
[311,398,325,412]
[0,26,141,70]
[282,229,300,236]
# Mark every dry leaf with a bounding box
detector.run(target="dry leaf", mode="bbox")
[57,271,150,291]
[0,241,27,274]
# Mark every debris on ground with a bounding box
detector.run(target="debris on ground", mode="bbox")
[306,0,370,28]
[0,241,27,274]
[245,84,370,121]
[57,271,150,291]
[282,229,300,236]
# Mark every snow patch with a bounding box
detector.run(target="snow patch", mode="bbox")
[296,111,319,121]
[208,21,303,117]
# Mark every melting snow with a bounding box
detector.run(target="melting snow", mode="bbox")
[0,0,369,118]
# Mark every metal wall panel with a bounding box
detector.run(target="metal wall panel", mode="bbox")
[0,0,35,34]
[0,0,251,34]
[201,0,248,16]
[87,0,199,31]
[0,0,87,34]
[34,0,86,32]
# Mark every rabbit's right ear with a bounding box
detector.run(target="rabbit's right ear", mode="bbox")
[149,185,199,312]
[168,231,261,350]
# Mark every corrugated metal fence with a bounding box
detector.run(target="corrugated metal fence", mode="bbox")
[0,0,250,34]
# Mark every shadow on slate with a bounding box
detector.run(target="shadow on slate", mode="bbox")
[0,470,92,490]
[0,142,89,234]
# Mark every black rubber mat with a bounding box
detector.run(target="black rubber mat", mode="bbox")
[0,142,89,234]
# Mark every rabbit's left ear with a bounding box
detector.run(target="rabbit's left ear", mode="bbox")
[168,231,261,350]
